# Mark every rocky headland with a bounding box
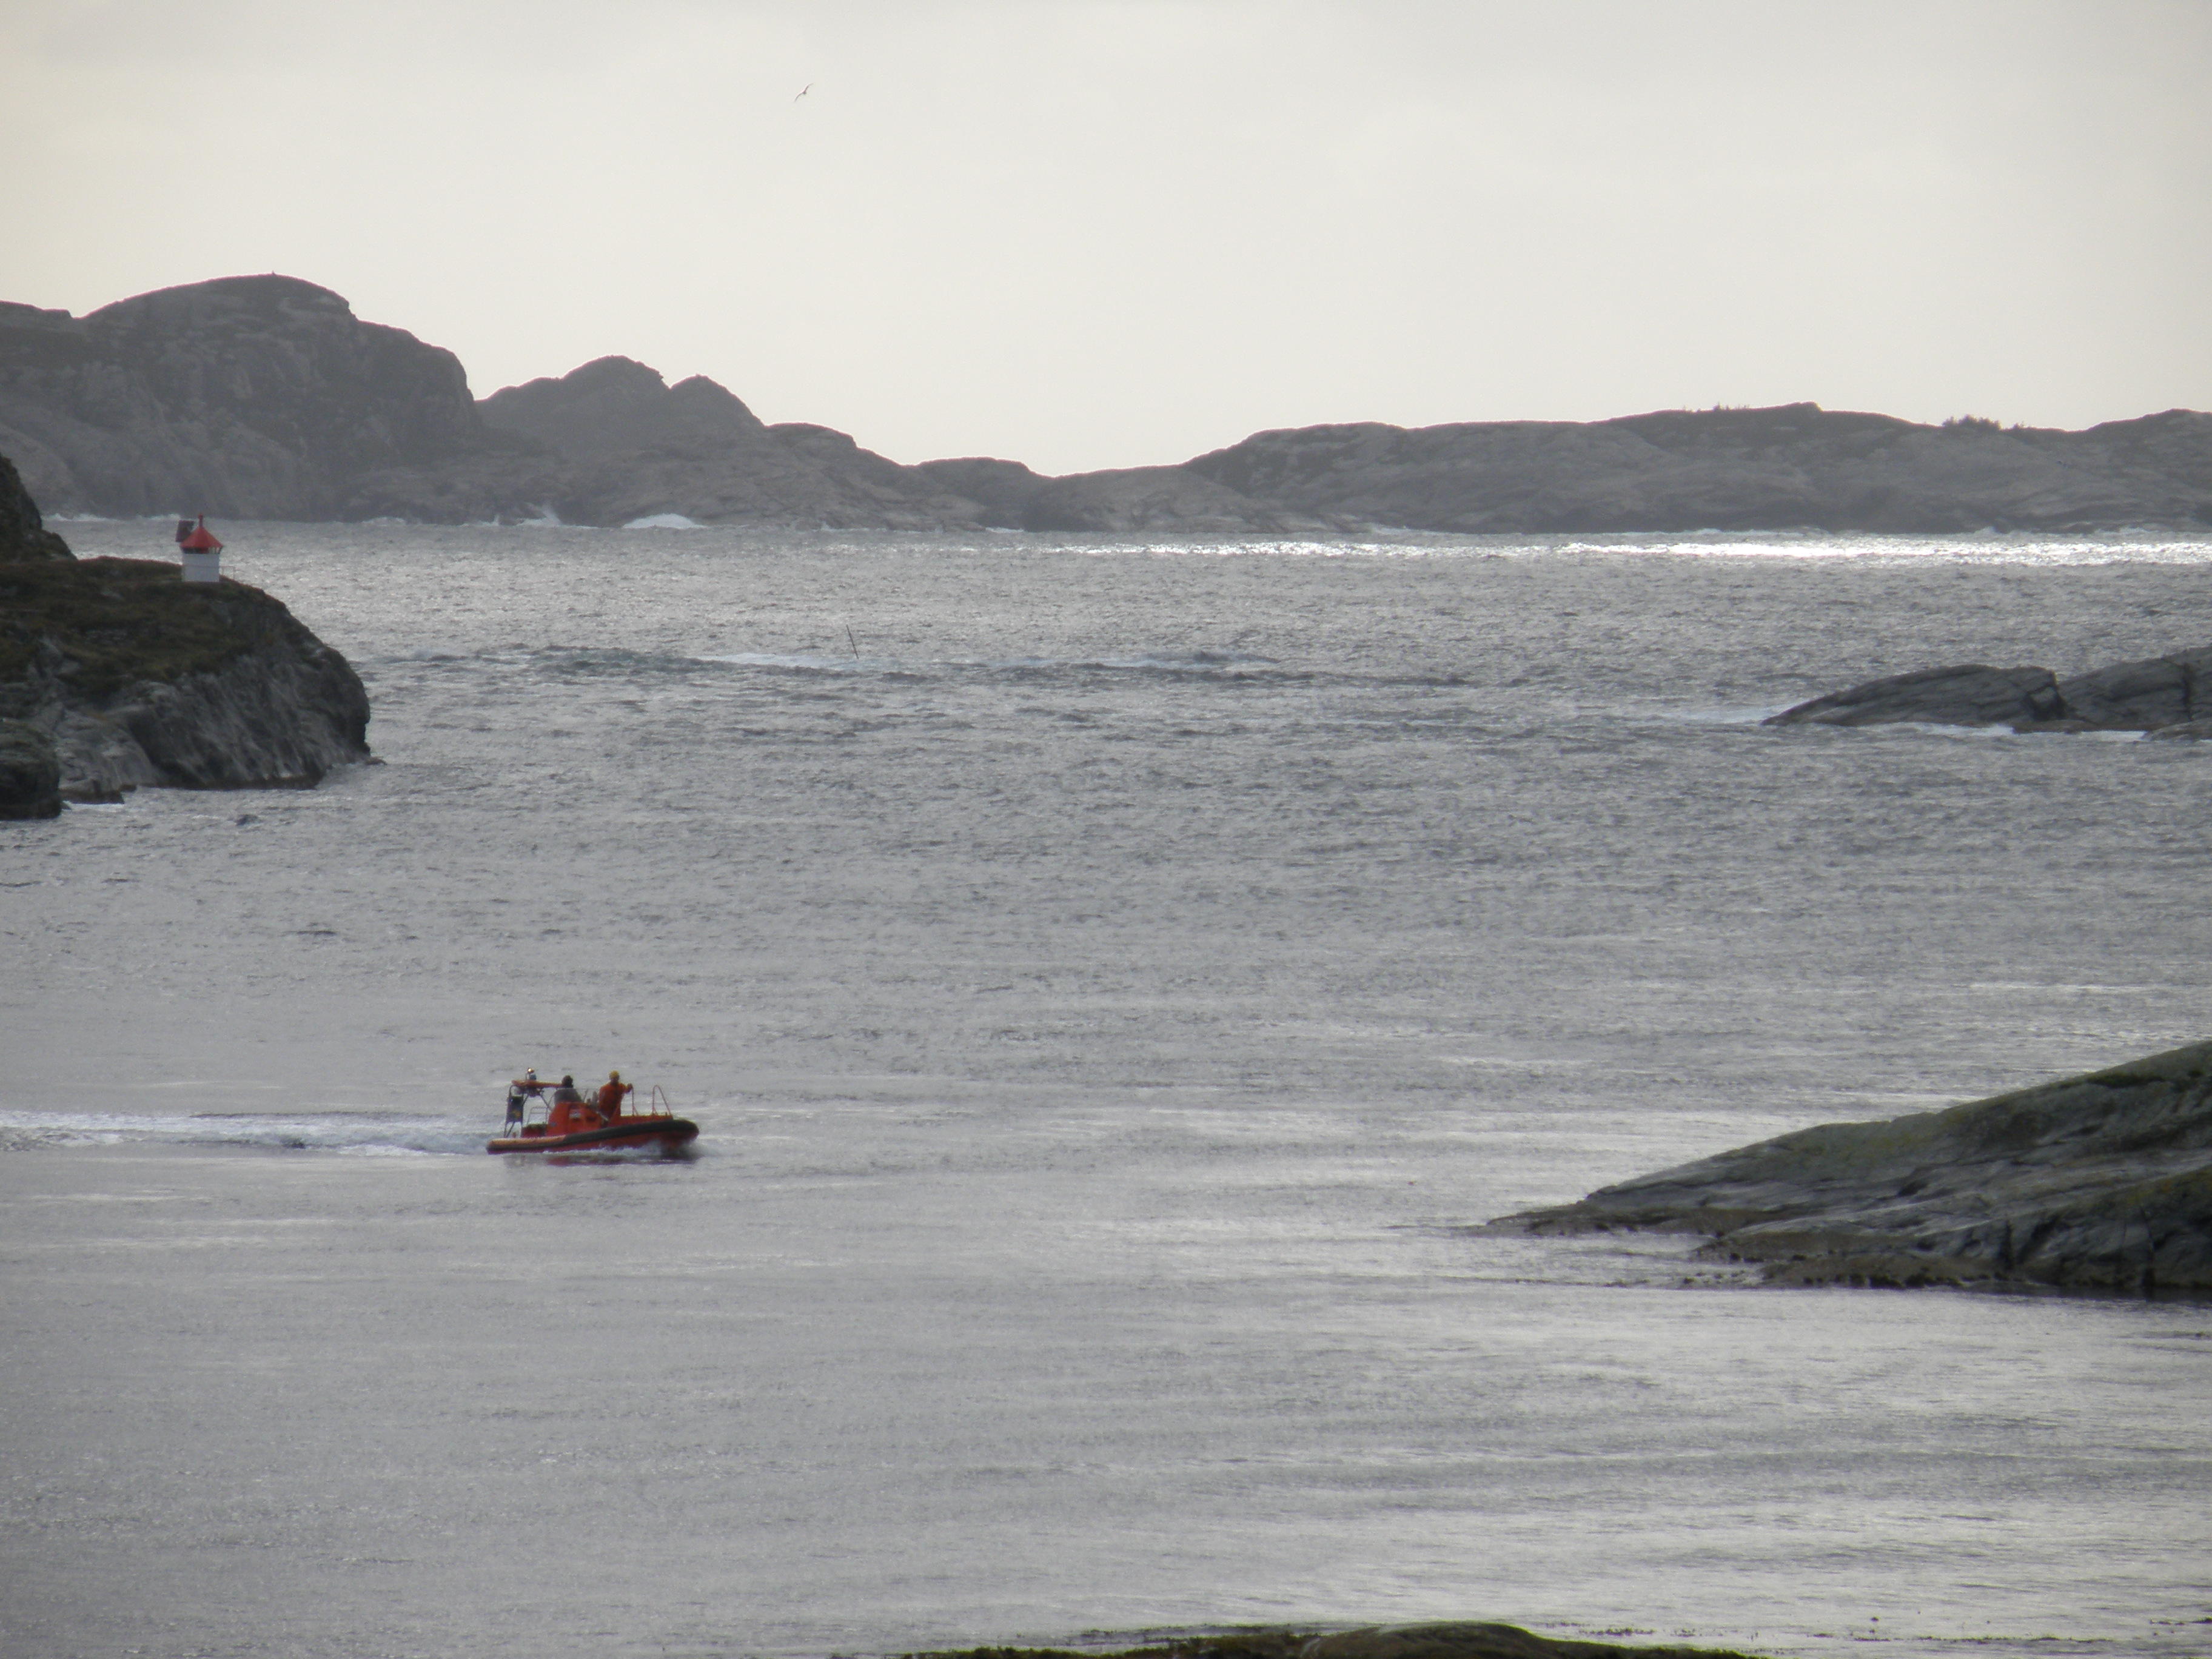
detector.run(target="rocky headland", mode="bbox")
[0,456,372,806]
[7,275,2211,533]
[1493,1039,2212,1295]
[1766,646,2212,737]
[0,276,484,521]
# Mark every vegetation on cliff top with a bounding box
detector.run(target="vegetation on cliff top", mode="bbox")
[0,557,303,698]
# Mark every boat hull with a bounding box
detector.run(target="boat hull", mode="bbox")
[486,1116,699,1155]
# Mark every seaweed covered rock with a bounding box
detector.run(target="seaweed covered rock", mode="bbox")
[1493,1039,2212,1295]
[0,557,372,798]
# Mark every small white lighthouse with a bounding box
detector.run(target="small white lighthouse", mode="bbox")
[176,515,223,583]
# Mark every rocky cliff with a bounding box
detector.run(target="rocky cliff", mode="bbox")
[10,276,2212,533]
[0,551,372,800]
[0,450,74,563]
[0,276,488,520]
[1494,1039,2212,1295]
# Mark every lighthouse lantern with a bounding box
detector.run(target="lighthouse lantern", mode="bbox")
[176,515,223,583]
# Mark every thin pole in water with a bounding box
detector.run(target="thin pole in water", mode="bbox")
[846,623,860,660]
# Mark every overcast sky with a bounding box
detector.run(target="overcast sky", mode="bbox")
[5,0,2207,474]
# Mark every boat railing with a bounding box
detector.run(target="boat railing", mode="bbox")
[503,1079,681,1131]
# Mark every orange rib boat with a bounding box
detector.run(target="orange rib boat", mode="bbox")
[487,1080,699,1155]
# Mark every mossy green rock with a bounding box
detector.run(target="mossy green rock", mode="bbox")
[1497,1040,2212,1294]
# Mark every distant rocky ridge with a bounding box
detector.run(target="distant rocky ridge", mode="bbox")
[1493,1039,2212,1295]
[1767,646,2212,737]
[6,275,2212,533]
[1187,406,2212,534]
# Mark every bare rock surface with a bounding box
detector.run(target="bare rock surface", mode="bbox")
[1765,663,2063,728]
[1493,1039,2212,1295]
[0,277,481,519]
[0,556,372,798]
[1302,1626,1760,1659]
[911,1623,1760,1659]
[912,456,1051,526]
[1767,646,2212,734]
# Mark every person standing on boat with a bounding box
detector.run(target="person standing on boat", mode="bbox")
[597,1070,632,1118]
[503,1068,541,1130]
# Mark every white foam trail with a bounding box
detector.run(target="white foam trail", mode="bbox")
[623,513,705,530]
[0,1108,486,1157]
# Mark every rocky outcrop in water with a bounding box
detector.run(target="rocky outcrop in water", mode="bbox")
[1494,1039,2212,1295]
[919,1623,1761,1659]
[0,555,372,799]
[1766,645,2212,734]
[1302,1626,1760,1659]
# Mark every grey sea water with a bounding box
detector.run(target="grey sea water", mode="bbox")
[5,524,2211,1659]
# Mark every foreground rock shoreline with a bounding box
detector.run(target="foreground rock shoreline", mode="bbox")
[0,458,372,813]
[1493,1040,2212,1295]
[907,1622,1762,1659]
[7,275,2211,534]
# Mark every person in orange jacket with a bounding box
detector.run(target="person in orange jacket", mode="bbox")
[596,1070,632,1118]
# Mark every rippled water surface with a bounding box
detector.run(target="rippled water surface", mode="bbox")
[5,525,2211,1659]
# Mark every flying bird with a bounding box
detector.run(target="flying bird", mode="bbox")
[794,82,813,101]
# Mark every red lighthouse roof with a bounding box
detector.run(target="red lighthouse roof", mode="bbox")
[178,515,222,552]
